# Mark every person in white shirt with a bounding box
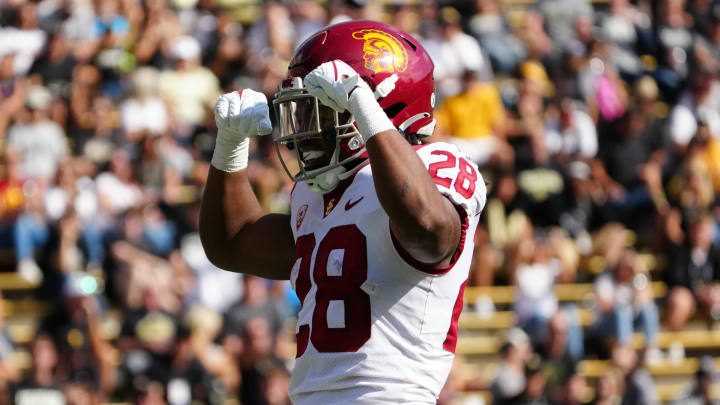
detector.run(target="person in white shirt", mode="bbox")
[6,86,68,181]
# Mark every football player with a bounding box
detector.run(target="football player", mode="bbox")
[200,21,486,404]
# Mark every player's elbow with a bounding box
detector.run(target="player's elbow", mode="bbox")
[199,229,233,271]
[200,237,224,269]
[426,215,462,260]
[394,207,461,264]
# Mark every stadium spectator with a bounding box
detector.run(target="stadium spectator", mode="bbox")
[538,0,594,58]
[39,277,115,398]
[434,70,513,167]
[238,316,280,405]
[592,249,660,360]
[596,0,651,77]
[178,208,243,313]
[0,2,47,76]
[261,362,292,405]
[611,344,659,405]
[11,334,63,405]
[668,69,720,149]
[6,85,67,181]
[545,98,598,160]
[224,275,285,338]
[591,368,625,405]
[468,0,527,73]
[120,67,169,138]
[158,35,220,136]
[490,327,532,405]
[665,214,720,330]
[538,311,584,402]
[670,355,720,405]
[424,6,493,100]
[517,355,552,405]
[4,0,720,402]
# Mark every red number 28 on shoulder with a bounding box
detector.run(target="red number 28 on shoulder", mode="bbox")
[428,150,478,199]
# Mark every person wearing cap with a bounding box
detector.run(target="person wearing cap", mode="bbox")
[5,85,69,283]
[157,35,220,135]
[6,85,68,181]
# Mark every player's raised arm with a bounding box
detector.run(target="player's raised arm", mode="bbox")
[304,61,461,266]
[199,90,295,280]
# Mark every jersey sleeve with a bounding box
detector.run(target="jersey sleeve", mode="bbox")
[416,142,487,217]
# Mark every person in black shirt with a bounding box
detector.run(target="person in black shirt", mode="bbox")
[11,335,65,405]
[665,214,720,331]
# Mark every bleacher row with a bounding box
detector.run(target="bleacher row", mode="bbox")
[216,0,612,25]
[456,273,720,403]
[0,268,714,403]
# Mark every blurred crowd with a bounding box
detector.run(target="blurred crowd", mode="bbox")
[2,0,720,403]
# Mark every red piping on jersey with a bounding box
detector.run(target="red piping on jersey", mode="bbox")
[389,204,469,275]
[443,279,467,353]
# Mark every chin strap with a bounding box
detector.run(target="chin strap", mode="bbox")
[306,166,345,193]
[306,158,369,194]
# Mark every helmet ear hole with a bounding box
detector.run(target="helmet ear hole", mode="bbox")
[384,102,407,119]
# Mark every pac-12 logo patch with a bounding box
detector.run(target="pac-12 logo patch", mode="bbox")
[352,29,408,74]
[296,204,308,231]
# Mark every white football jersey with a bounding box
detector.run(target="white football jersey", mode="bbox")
[288,142,486,404]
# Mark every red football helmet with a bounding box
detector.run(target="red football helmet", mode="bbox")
[272,20,436,193]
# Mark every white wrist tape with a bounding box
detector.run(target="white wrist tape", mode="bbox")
[349,87,395,142]
[211,135,249,172]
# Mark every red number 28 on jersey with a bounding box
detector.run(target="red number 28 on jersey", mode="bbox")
[294,225,371,356]
[427,150,478,199]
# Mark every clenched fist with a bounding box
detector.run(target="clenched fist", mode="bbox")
[212,89,272,172]
[304,60,393,142]
[214,89,272,139]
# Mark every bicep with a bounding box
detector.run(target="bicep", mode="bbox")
[219,213,296,280]
[200,167,296,280]
[391,143,485,265]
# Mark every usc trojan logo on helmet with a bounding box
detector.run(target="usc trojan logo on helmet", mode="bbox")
[352,29,408,74]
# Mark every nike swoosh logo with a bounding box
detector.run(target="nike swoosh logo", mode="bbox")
[345,196,364,211]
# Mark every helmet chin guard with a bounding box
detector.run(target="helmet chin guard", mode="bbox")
[272,77,367,194]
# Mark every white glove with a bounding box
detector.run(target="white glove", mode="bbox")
[211,89,272,172]
[304,60,394,142]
